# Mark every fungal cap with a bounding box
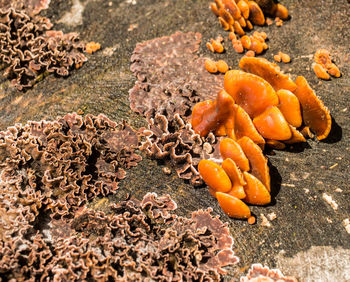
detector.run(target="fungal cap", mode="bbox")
[293,76,332,140]
[276,89,302,128]
[227,184,246,199]
[248,1,265,25]
[224,70,279,118]
[312,63,330,80]
[222,158,247,186]
[234,104,266,146]
[191,90,235,137]
[220,138,250,171]
[253,106,292,141]
[239,57,297,92]
[243,172,271,205]
[216,192,251,218]
[284,125,306,144]
[223,0,242,19]
[198,160,232,192]
[237,136,270,192]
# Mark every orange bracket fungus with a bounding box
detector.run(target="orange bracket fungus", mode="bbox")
[198,136,272,220]
[293,76,332,140]
[191,90,234,137]
[239,57,297,92]
[224,69,279,117]
[191,56,333,221]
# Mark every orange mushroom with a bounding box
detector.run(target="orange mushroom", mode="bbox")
[233,104,266,146]
[253,106,292,141]
[243,172,271,205]
[248,1,265,25]
[220,138,250,171]
[239,57,297,92]
[237,0,250,19]
[293,76,332,140]
[216,192,251,218]
[223,0,242,20]
[224,70,279,118]
[191,90,235,137]
[284,125,306,144]
[266,139,286,150]
[237,136,270,192]
[198,160,232,193]
[276,89,302,128]
[222,158,247,186]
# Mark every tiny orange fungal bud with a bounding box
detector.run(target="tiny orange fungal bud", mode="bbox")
[205,59,218,73]
[248,216,256,225]
[216,60,229,73]
[327,63,341,78]
[274,54,281,62]
[198,160,232,193]
[280,52,291,63]
[245,50,255,57]
[229,31,237,41]
[206,42,215,53]
[85,41,101,54]
[240,35,251,49]
[312,63,330,80]
[212,40,225,53]
[275,3,289,20]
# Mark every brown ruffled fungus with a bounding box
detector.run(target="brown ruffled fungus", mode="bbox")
[0,7,86,90]
[239,57,297,92]
[293,76,332,140]
[224,70,279,118]
[129,32,223,120]
[140,113,220,186]
[241,263,298,282]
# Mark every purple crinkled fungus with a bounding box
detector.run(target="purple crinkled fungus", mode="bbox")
[140,113,222,186]
[0,4,86,90]
[241,263,298,282]
[129,31,224,121]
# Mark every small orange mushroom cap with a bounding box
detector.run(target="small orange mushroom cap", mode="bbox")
[277,89,302,128]
[253,106,292,141]
[248,1,265,25]
[224,70,278,118]
[198,160,232,192]
[222,158,247,186]
[216,192,251,218]
[239,57,297,92]
[237,136,270,192]
[243,172,271,205]
[293,76,332,140]
[220,138,250,171]
[191,90,235,137]
[233,104,266,146]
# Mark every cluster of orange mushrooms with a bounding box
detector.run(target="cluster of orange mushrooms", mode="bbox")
[192,57,331,221]
[210,0,289,55]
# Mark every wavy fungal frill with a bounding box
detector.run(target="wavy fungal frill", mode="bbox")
[0,113,141,219]
[129,31,224,121]
[194,57,332,220]
[0,6,86,90]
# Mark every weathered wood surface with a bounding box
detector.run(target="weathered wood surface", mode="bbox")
[0,0,349,280]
